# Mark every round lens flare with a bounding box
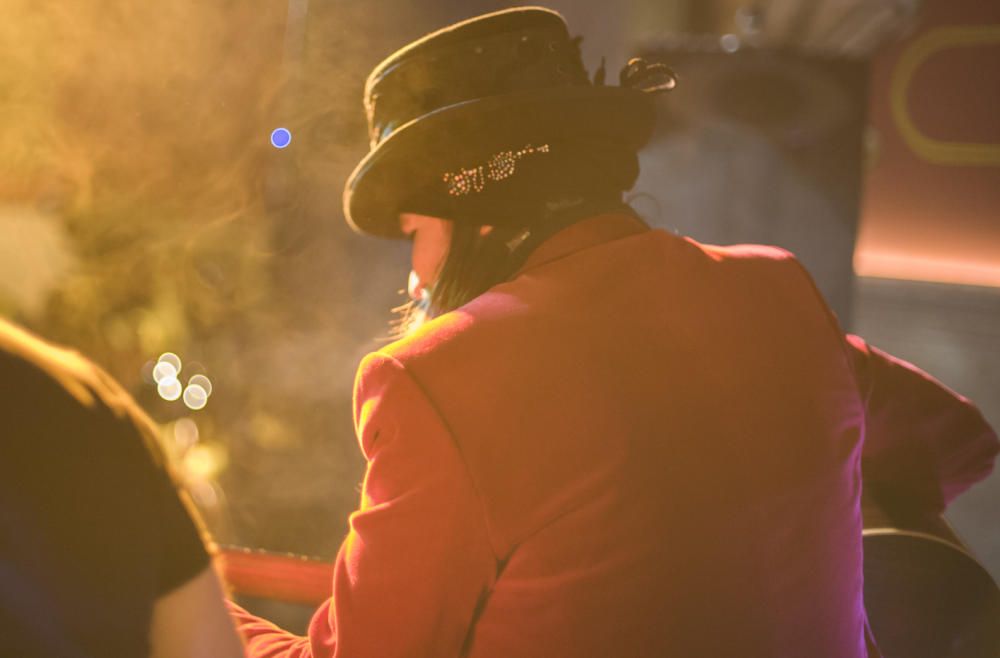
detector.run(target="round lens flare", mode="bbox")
[188,374,213,397]
[183,384,209,410]
[720,33,741,53]
[151,353,213,408]
[190,480,220,507]
[152,361,178,384]
[157,377,183,401]
[140,360,156,385]
[270,127,292,149]
[173,417,200,450]
[157,352,182,372]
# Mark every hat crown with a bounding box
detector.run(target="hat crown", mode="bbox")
[344,7,670,239]
[363,7,589,149]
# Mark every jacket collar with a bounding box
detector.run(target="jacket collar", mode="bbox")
[513,211,651,277]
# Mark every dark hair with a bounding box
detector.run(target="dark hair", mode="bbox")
[390,139,640,337]
[391,194,631,338]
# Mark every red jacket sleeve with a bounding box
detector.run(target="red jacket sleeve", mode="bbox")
[230,352,498,657]
[847,334,999,515]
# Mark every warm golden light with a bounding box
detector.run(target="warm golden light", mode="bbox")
[854,250,1000,288]
[183,442,228,481]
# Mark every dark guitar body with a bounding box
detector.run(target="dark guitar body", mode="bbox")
[862,490,1000,658]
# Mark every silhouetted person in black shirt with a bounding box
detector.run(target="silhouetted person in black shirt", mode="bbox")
[0,319,244,658]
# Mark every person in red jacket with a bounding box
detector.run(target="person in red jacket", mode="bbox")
[228,7,998,657]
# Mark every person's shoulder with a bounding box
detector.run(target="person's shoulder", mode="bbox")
[380,287,526,361]
[354,292,529,410]
[0,319,104,407]
[0,319,163,457]
[668,235,810,283]
[679,235,798,264]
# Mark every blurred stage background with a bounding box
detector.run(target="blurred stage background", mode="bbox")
[1,0,997,580]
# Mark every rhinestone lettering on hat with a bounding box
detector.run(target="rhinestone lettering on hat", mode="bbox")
[443,144,551,197]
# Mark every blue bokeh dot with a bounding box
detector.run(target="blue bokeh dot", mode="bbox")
[270,127,292,149]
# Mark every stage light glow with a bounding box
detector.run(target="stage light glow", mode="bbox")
[854,249,1000,288]
[152,361,178,384]
[188,374,213,396]
[157,376,182,401]
[184,443,228,480]
[270,127,292,149]
[173,417,200,451]
[183,383,209,410]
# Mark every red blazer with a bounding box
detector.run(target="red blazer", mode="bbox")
[231,212,998,657]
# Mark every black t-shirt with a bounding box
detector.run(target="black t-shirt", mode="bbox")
[0,321,210,657]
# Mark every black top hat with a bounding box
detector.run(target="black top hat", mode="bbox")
[342,6,676,239]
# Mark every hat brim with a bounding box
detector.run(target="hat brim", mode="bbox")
[343,85,655,239]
